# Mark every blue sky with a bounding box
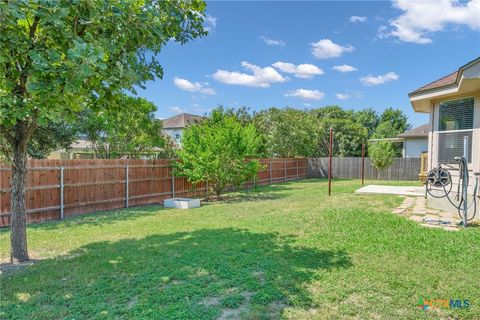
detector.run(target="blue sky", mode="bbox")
[136,0,480,128]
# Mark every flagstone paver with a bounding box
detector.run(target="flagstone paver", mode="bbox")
[393,196,461,231]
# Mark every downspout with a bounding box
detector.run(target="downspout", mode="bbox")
[430,102,435,170]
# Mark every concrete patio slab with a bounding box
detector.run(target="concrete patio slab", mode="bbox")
[355,185,424,197]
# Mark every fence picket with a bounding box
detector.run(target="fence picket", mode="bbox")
[307,157,420,181]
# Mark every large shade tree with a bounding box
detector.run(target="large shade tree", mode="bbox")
[0,0,207,262]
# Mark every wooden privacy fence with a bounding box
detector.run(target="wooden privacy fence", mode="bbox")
[0,158,307,227]
[307,157,421,181]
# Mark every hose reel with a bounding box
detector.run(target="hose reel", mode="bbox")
[426,166,452,188]
[425,159,478,226]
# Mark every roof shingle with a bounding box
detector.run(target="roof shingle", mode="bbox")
[410,71,458,94]
[397,124,430,138]
[162,113,205,129]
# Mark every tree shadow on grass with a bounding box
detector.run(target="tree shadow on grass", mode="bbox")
[25,205,165,231]
[1,228,352,319]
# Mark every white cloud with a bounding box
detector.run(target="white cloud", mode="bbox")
[360,72,399,86]
[170,106,186,114]
[380,0,480,44]
[272,62,324,79]
[212,61,287,88]
[311,39,355,59]
[285,89,325,100]
[173,77,216,95]
[259,36,286,47]
[336,93,351,100]
[333,64,358,73]
[205,14,217,32]
[350,16,367,23]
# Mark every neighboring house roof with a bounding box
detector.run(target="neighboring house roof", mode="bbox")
[70,139,91,149]
[397,124,430,138]
[162,113,204,129]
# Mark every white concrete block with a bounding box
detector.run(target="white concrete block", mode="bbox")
[164,198,200,209]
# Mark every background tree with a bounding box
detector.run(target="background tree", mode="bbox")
[316,118,368,157]
[354,107,379,138]
[77,94,164,159]
[253,108,318,157]
[176,108,262,198]
[310,107,368,157]
[0,0,207,262]
[369,141,396,177]
[27,122,78,159]
[372,108,410,156]
[379,107,411,134]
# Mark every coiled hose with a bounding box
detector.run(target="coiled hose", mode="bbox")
[425,158,478,222]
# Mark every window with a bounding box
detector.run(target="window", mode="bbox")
[437,97,474,163]
[174,133,181,140]
[438,97,474,131]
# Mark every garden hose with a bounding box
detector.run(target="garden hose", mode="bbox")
[425,158,478,223]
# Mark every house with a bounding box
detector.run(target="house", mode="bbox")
[397,124,430,158]
[408,56,480,194]
[161,113,204,146]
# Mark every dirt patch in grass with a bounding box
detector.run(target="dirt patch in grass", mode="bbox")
[0,259,39,275]
[126,296,138,309]
[200,296,221,307]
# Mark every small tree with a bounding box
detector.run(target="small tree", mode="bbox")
[369,141,396,178]
[176,108,262,198]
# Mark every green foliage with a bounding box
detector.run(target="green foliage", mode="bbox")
[253,108,318,158]
[0,0,207,151]
[369,141,396,172]
[311,108,368,157]
[0,0,206,261]
[27,121,78,159]
[378,107,411,135]
[311,105,354,120]
[372,121,403,139]
[354,107,379,137]
[198,105,409,159]
[176,107,262,197]
[77,94,163,158]
[221,293,245,308]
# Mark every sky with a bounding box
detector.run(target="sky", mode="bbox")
[136,0,480,128]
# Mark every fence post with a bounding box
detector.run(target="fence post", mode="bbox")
[60,166,64,220]
[284,160,287,182]
[171,173,175,198]
[253,175,256,189]
[361,143,365,185]
[125,165,129,208]
[296,160,299,180]
[269,159,272,184]
[206,180,209,198]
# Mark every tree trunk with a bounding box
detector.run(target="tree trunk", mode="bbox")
[10,127,30,262]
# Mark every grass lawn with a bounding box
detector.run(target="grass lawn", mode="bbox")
[1,179,479,319]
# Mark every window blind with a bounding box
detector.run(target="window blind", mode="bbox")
[438,97,474,131]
